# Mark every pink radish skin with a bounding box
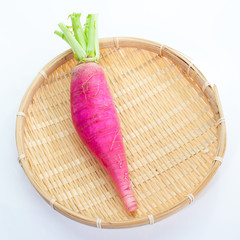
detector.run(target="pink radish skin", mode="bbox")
[71,62,138,212]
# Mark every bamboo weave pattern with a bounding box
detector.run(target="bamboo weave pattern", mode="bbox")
[23,47,218,225]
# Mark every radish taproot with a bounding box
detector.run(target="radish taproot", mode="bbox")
[55,13,138,212]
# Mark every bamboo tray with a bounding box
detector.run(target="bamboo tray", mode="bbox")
[16,37,226,228]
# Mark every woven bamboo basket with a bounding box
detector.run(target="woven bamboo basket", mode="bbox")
[16,37,226,228]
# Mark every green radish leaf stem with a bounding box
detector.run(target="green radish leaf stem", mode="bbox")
[54,30,69,44]
[55,13,99,63]
[70,13,87,50]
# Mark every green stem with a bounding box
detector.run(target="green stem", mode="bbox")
[70,13,87,50]
[94,14,99,60]
[85,14,96,57]
[58,22,87,61]
[54,30,69,44]
[54,13,100,63]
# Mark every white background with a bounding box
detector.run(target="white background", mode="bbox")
[0,0,239,239]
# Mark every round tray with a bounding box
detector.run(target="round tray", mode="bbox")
[16,37,226,228]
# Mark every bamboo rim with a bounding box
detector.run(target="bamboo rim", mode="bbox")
[15,37,226,228]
